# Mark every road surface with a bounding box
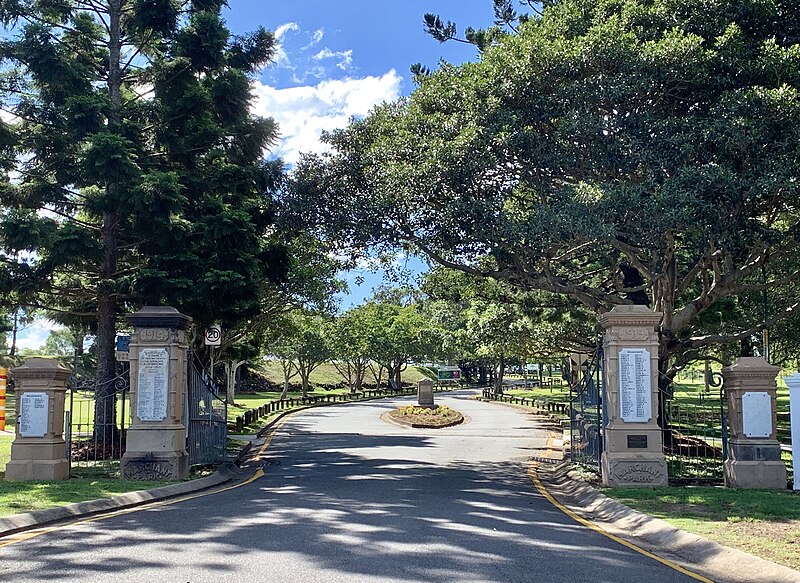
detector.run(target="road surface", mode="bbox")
[0,390,704,582]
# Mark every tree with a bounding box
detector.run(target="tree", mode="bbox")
[360,298,434,390]
[263,310,331,398]
[0,1,288,438]
[326,306,372,393]
[292,0,800,386]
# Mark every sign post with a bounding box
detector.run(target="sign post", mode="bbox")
[0,367,6,431]
[205,325,222,378]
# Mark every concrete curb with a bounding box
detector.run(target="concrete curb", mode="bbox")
[537,463,800,583]
[0,463,243,539]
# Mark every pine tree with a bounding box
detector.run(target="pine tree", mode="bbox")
[0,0,287,440]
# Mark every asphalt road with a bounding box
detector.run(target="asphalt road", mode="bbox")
[0,390,704,583]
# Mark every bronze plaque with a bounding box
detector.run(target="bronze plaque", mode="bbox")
[627,434,648,449]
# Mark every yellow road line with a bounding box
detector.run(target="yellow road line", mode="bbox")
[527,462,715,583]
[0,416,293,549]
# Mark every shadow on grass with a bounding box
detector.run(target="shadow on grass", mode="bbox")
[604,486,800,523]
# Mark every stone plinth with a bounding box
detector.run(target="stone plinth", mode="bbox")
[599,305,668,487]
[722,357,786,489]
[5,358,71,481]
[120,306,191,480]
[418,378,434,407]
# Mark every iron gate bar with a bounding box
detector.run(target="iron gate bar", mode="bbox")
[187,354,228,467]
[569,347,604,472]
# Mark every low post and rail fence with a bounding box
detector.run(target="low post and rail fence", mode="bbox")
[231,383,460,433]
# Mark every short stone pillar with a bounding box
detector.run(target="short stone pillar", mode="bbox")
[5,358,71,481]
[599,305,668,487]
[722,357,786,489]
[120,306,192,480]
[418,378,434,407]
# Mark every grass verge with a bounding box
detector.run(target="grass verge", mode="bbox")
[0,475,172,518]
[604,486,800,571]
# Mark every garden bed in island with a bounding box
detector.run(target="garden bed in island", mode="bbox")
[386,404,464,428]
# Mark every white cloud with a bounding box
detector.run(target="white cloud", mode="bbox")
[272,22,300,70]
[9,319,59,351]
[252,70,402,165]
[302,29,324,50]
[312,48,353,71]
[274,22,299,39]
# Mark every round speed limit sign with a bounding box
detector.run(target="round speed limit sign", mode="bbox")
[204,324,222,346]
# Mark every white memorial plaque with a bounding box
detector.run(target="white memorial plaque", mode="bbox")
[19,392,49,437]
[137,348,169,422]
[619,348,652,423]
[742,391,772,438]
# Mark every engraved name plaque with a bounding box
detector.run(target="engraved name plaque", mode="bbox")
[19,391,49,437]
[619,348,652,423]
[742,391,772,438]
[137,348,169,422]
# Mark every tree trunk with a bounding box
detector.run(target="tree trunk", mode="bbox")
[9,308,18,357]
[493,354,506,395]
[225,360,246,404]
[95,0,123,446]
[299,362,310,398]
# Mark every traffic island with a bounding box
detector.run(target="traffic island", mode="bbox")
[385,405,464,429]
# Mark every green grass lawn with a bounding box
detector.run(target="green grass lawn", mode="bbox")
[0,475,173,518]
[604,486,800,571]
[0,433,11,470]
[258,361,431,389]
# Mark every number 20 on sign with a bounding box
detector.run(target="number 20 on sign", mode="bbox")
[0,367,6,431]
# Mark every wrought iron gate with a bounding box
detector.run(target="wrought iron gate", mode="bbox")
[187,355,227,466]
[661,368,727,483]
[569,348,604,471]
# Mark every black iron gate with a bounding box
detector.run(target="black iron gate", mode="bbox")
[661,367,727,483]
[187,356,227,466]
[569,347,604,471]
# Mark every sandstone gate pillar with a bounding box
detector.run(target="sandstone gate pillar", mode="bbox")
[5,358,71,481]
[599,305,668,487]
[120,306,192,480]
[722,357,786,489]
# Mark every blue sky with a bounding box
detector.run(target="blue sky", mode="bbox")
[11,2,495,349]
[221,1,494,310]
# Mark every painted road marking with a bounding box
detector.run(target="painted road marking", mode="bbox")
[0,417,292,549]
[527,462,715,583]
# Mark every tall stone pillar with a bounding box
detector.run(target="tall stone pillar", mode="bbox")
[120,306,192,480]
[722,357,786,489]
[5,358,71,481]
[599,305,668,487]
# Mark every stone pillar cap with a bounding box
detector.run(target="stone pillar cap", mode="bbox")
[784,372,800,389]
[722,357,780,375]
[12,357,72,381]
[599,304,662,329]
[126,306,192,330]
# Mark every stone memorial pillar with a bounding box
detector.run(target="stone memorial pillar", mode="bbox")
[599,305,668,487]
[120,306,192,480]
[418,378,434,407]
[5,358,71,481]
[722,357,786,489]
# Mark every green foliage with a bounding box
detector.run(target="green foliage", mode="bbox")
[295,0,800,375]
